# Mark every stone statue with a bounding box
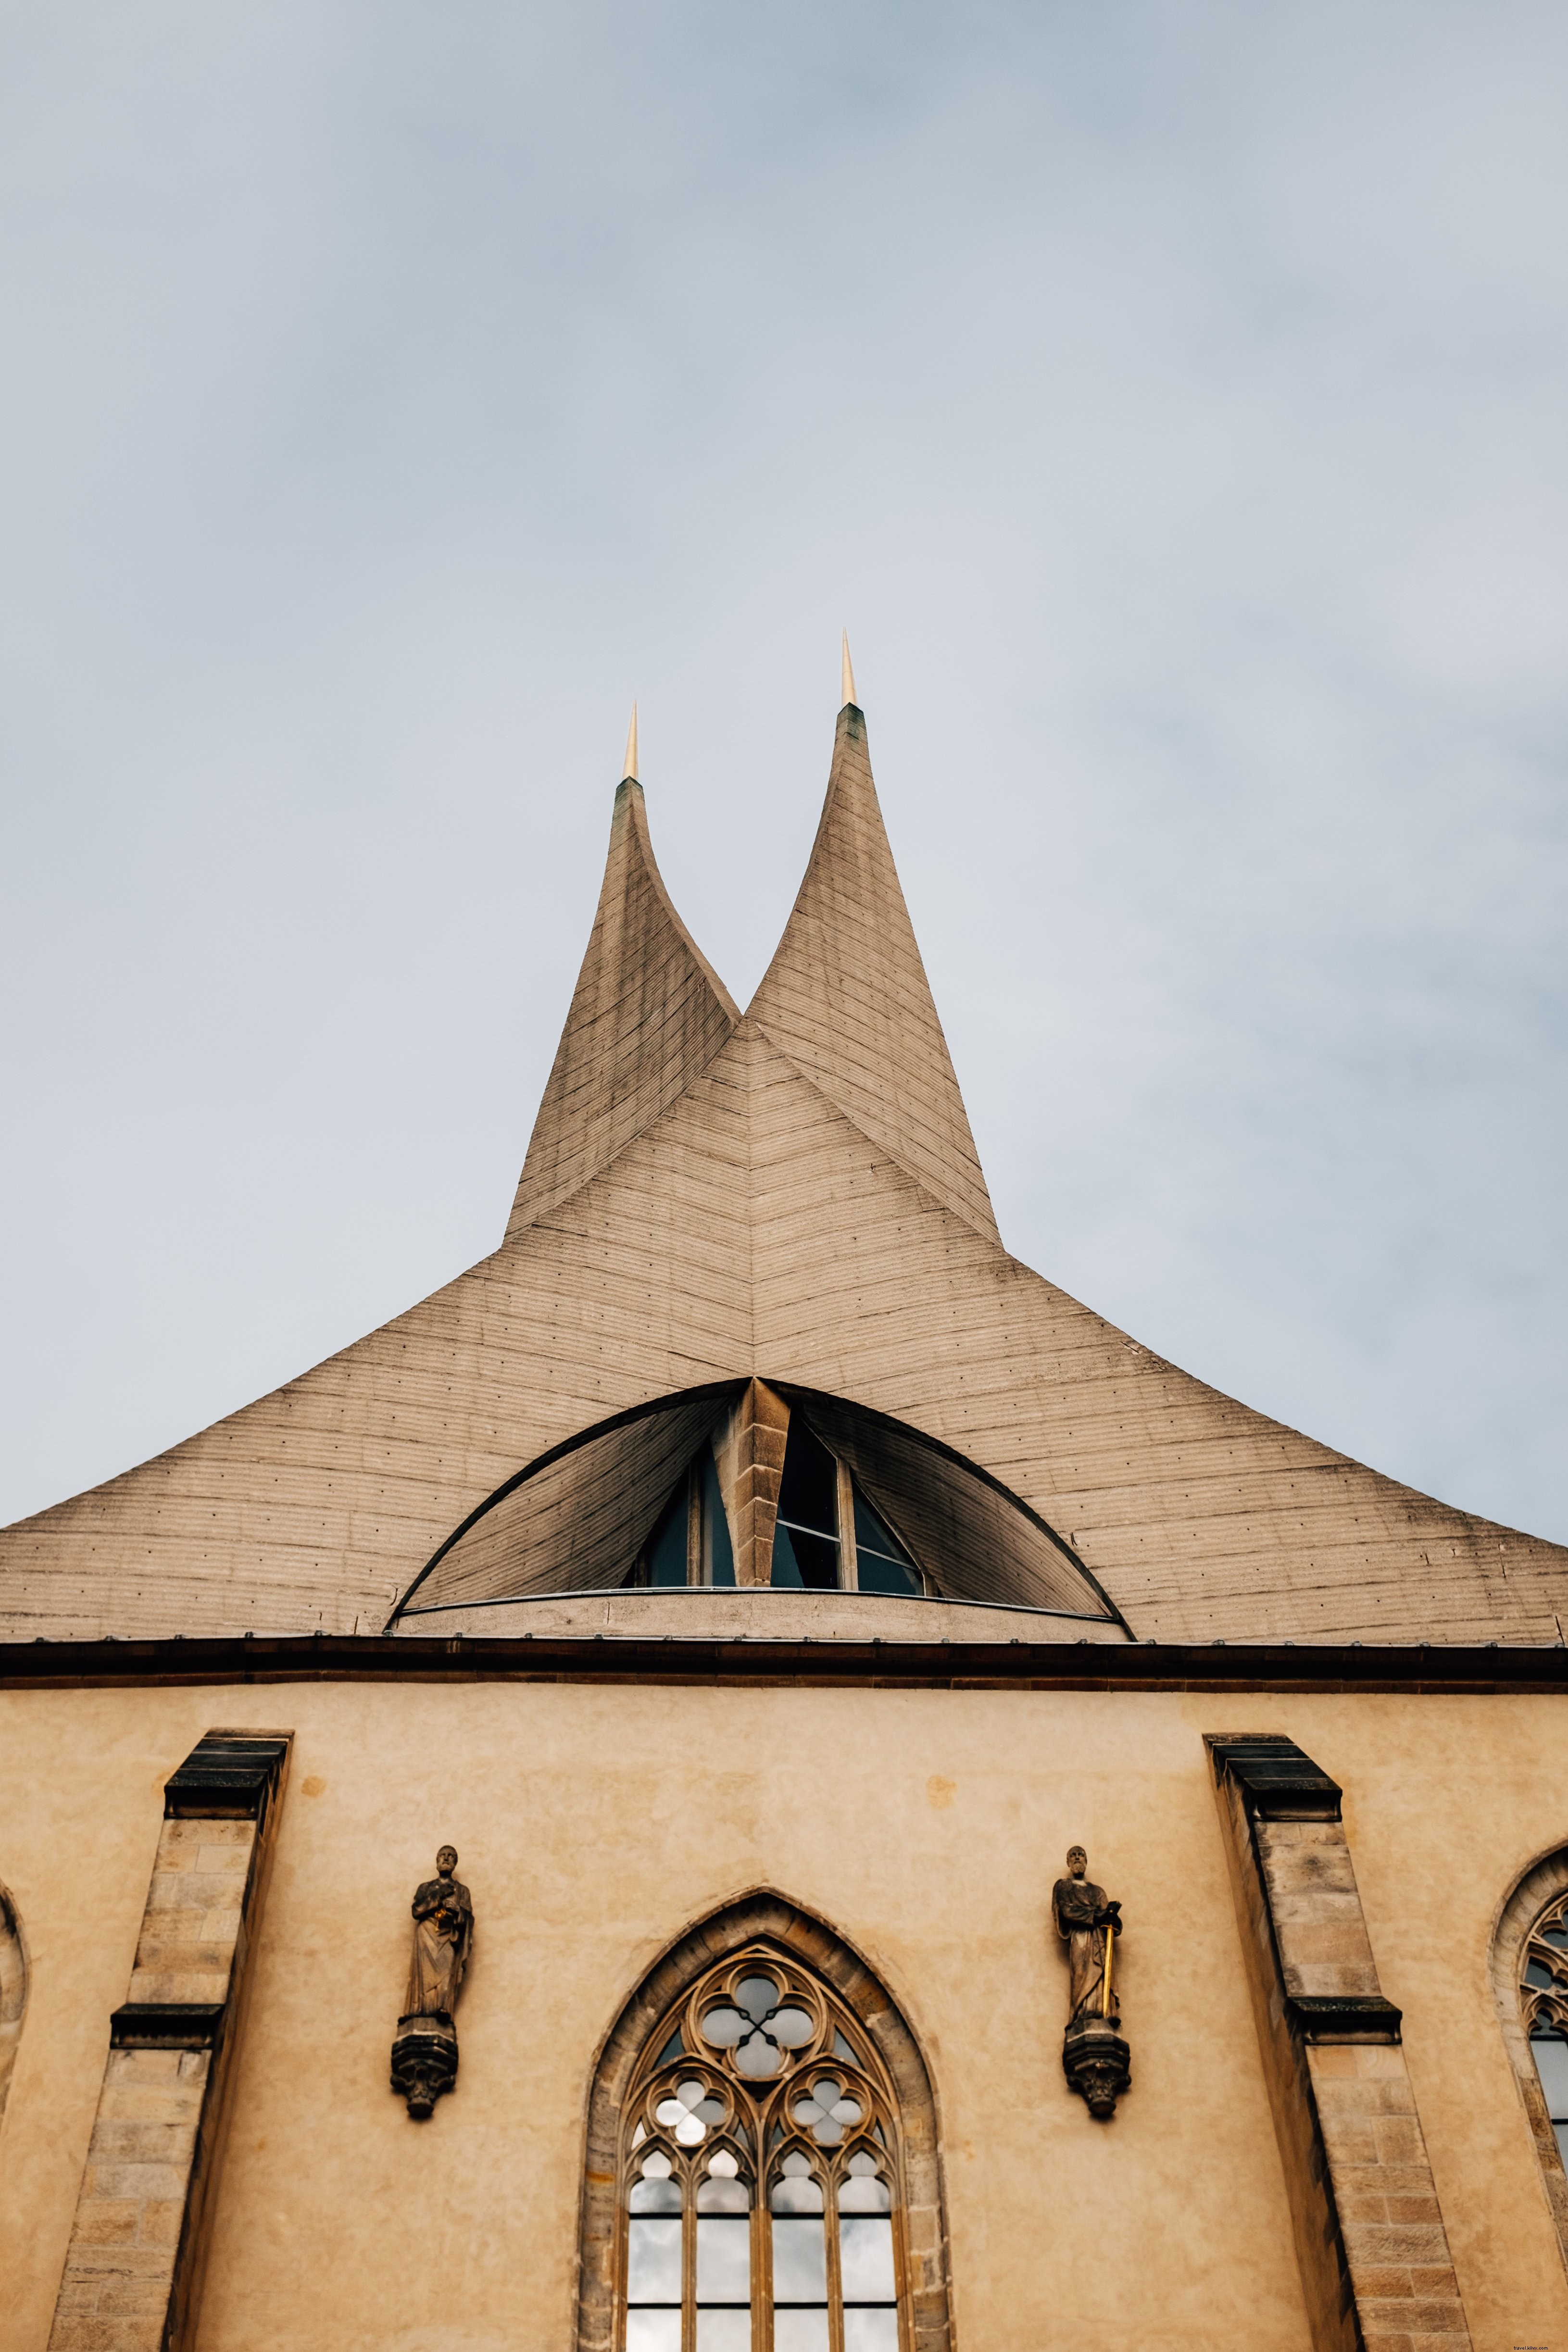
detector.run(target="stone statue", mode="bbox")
[1052,1844,1130,2120]
[391,1845,474,2119]
[1052,1844,1120,2023]
[404,1846,473,2019]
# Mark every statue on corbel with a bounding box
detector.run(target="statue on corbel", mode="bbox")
[391,1845,474,2119]
[1053,1845,1130,2119]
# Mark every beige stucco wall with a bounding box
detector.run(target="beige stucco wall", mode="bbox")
[0,1678,1564,2352]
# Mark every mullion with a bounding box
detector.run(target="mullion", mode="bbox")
[824,2167,846,2352]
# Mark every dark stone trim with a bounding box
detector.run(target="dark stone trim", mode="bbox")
[1288,1994,1403,2043]
[109,2002,226,2048]
[163,1730,292,1820]
[2,1633,1566,1694]
[1205,1733,1343,1819]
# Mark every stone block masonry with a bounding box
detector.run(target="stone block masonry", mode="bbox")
[1207,1733,1471,2352]
[47,1732,291,2352]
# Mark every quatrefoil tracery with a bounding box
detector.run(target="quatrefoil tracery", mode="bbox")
[1523,1893,1568,2034]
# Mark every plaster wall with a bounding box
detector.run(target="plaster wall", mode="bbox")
[0,1682,1563,2352]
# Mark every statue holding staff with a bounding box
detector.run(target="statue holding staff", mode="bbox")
[1052,1845,1122,2023]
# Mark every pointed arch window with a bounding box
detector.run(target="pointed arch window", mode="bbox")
[1492,1849,1568,2285]
[622,1950,901,2349]
[578,1897,951,2352]
[1522,1889,1568,2173]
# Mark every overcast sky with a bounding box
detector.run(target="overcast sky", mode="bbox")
[1,0,1565,1545]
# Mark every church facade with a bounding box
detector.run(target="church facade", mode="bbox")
[1,689,1567,2352]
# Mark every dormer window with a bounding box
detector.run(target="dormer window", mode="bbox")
[770,1419,921,1597]
[640,1452,737,1588]
[628,1410,924,1596]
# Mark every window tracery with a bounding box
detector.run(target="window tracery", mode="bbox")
[619,1946,905,2352]
[1521,1889,1568,2171]
[1492,1848,1568,2286]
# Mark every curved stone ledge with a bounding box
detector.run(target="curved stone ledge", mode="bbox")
[391,1587,1130,1643]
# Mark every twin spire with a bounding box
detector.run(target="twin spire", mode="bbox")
[507,643,998,1248]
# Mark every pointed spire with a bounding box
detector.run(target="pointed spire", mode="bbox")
[505,765,739,1242]
[841,632,858,711]
[747,703,1000,1244]
[623,703,639,783]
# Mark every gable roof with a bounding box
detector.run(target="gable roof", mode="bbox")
[1,693,1564,1647]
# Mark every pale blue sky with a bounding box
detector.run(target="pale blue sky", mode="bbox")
[2,0,1565,1540]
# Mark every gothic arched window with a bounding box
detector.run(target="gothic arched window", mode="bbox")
[577,1897,952,2352]
[1492,1849,1568,2283]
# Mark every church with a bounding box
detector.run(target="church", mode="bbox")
[2,670,1567,2352]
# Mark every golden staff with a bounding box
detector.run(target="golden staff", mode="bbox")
[1101,1920,1115,2018]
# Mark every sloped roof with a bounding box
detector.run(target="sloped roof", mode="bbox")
[749,705,998,1244]
[1,696,1564,1646]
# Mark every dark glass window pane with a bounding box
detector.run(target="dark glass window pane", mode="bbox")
[702,1452,736,1587]
[1526,1961,1556,1990]
[852,1490,920,1592]
[777,1420,840,1537]
[645,1484,690,1588]
[773,1525,840,1590]
[854,1547,920,1597]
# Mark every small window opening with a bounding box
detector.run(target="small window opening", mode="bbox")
[772,1420,842,1591]
[771,1421,923,1597]
[630,1448,736,1589]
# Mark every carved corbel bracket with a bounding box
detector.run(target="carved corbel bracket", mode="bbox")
[1062,2014,1131,2119]
[390,2015,458,2119]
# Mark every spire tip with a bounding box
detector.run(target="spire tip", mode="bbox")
[840,633,858,711]
[623,703,639,784]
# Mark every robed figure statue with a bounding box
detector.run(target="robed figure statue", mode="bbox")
[1052,1845,1120,2023]
[1052,1844,1131,2120]
[391,1845,474,2119]
[404,1846,474,2020]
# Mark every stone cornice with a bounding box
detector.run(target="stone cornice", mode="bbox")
[3,1631,1566,1693]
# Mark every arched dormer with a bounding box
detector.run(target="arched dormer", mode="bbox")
[389,1380,1126,1639]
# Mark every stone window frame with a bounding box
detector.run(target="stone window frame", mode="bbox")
[575,1892,952,2352]
[1492,1845,1568,2277]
